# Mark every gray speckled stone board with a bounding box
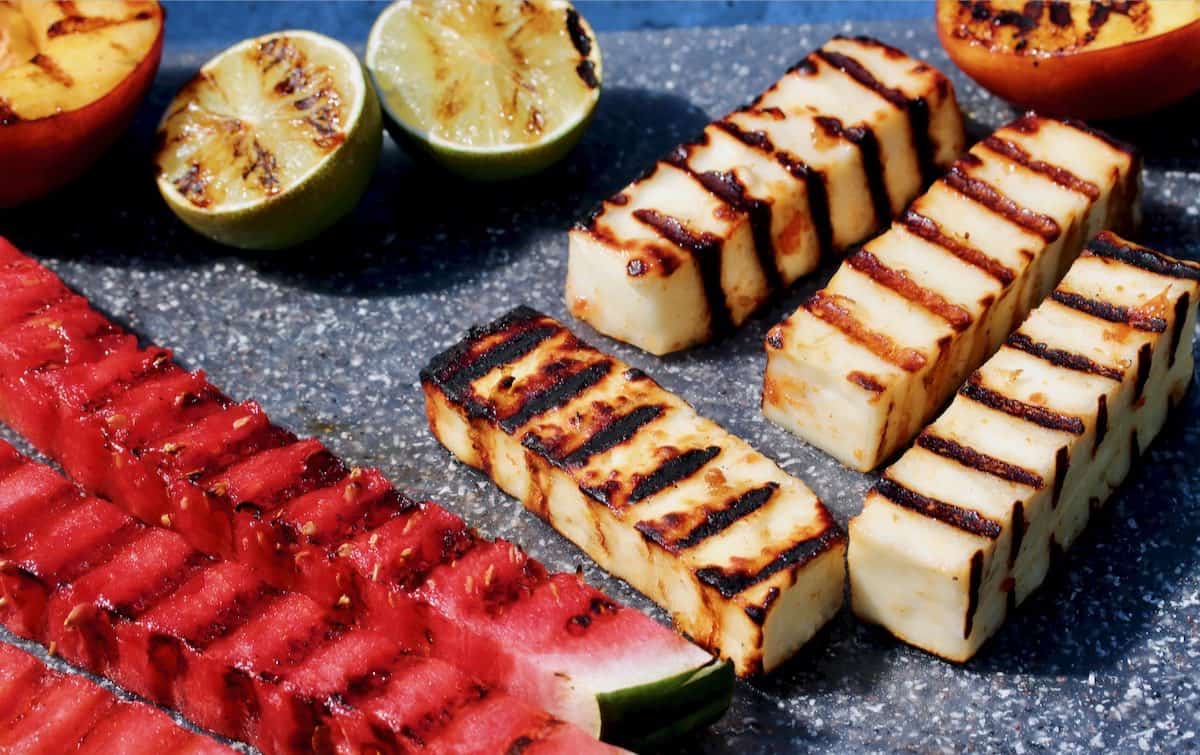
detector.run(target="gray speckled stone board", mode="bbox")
[2,20,1199,755]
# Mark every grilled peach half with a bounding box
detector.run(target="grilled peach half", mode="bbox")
[0,0,164,207]
[937,0,1200,120]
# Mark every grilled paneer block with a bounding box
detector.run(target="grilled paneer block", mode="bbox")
[0,440,619,755]
[0,238,730,749]
[566,36,965,355]
[763,114,1141,471]
[849,233,1198,661]
[422,307,847,675]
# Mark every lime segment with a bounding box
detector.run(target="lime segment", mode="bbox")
[366,0,601,181]
[154,30,381,250]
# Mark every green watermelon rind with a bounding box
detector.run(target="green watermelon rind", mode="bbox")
[597,657,734,749]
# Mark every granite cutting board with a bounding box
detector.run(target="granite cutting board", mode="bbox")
[1,17,1198,754]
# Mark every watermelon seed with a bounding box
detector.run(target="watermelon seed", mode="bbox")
[465,576,474,594]
[295,551,311,564]
[402,514,418,534]
[0,596,8,608]
[549,582,560,602]
[64,603,87,629]
[400,547,412,559]
[343,483,359,502]
[208,481,229,497]
[232,416,252,429]
[161,514,172,528]
[161,442,180,454]
[301,521,317,537]
[483,564,495,587]
[371,563,381,582]
[47,641,57,656]
[370,533,382,547]
[106,414,127,429]
[337,594,351,607]
[179,497,190,510]
[337,543,355,558]
[349,467,363,479]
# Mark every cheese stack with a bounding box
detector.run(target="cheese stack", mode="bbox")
[849,232,1198,661]
[422,307,846,675]
[566,36,964,355]
[763,115,1141,471]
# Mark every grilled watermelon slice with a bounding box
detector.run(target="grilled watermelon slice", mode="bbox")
[0,443,619,755]
[0,238,732,745]
[0,642,234,754]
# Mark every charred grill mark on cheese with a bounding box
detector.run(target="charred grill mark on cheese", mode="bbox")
[1094,395,1109,456]
[848,370,885,393]
[1134,342,1153,402]
[774,153,834,260]
[1059,118,1139,161]
[964,550,983,639]
[943,162,1062,241]
[1050,290,1168,333]
[804,290,928,371]
[815,115,891,227]
[1009,501,1025,569]
[744,586,781,625]
[1086,236,1200,281]
[420,307,556,402]
[637,482,779,553]
[523,404,665,469]
[1171,293,1192,368]
[1052,446,1069,508]
[979,136,1100,199]
[916,433,1044,488]
[1006,331,1124,381]
[693,526,844,599]
[814,46,936,183]
[900,210,1016,285]
[498,360,613,433]
[691,168,784,291]
[618,446,724,507]
[846,248,973,331]
[875,478,1002,539]
[632,208,733,336]
[960,374,1086,434]
[712,118,774,154]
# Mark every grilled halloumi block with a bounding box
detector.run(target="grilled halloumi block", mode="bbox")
[422,307,846,675]
[849,232,1198,661]
[566,36,965,355]
[763,115,1141,471]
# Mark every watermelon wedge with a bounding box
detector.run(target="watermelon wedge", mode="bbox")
[0,236,732,747]
[0,641,234,754]
[0,440,620,755]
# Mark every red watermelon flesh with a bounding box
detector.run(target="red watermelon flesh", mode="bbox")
[0,445,618,755]
[0,664,116,754]
[0,241,723,745]
[0,642,236,755]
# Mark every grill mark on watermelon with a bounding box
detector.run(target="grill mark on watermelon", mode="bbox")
[37,519,145,589]
[184,582,284,650]
[111,550,213,620]
[209,443,347,519]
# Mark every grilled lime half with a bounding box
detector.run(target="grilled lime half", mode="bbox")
[154,30,382,250]
[366,0,602,181]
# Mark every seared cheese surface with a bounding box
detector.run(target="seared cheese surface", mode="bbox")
[849,232,1200,662]
[763,114,1142,471]
[566,35,965,355]
[422,308,846,676]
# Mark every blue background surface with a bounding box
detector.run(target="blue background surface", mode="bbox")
[162,0,934,47]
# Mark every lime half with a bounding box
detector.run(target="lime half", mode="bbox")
[366,0,602,181]
[154,30,382,250]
